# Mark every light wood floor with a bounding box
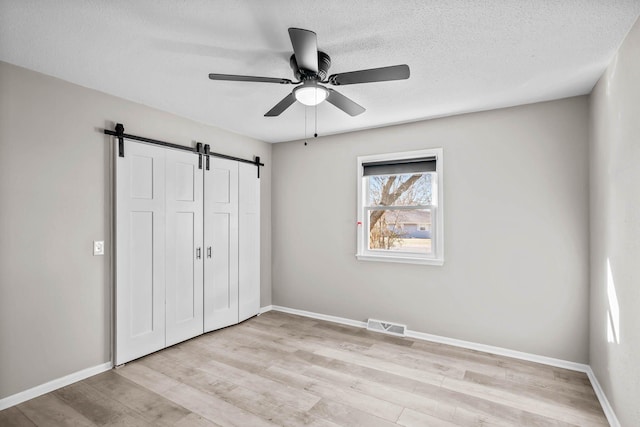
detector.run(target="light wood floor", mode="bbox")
[0,311,608,426]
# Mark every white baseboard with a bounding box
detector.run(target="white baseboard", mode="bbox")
[267,305,617,426]
[271,305,367,328]
[405,329,589,373]
[0,361,113,411]
[270,305,586,371]
[585,367,620,427]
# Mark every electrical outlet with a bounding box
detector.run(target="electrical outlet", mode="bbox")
[93,240,105,256]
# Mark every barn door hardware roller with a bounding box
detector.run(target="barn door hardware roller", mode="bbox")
[102,123,264,178]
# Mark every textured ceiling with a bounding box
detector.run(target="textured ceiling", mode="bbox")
[1,1,639,143]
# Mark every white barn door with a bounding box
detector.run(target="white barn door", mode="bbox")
[115,141,166,365]
[204,158,239,332]
[238,163,260,322]
[165,149,204,346]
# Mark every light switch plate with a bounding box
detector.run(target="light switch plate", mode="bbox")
[93,240,105,256]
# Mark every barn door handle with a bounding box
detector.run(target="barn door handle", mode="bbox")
[196,247,202,259]
[207,247,212,258]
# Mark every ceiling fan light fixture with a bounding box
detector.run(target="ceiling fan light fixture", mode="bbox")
[294,84,328,106]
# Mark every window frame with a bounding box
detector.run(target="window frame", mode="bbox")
[356,148,444,266]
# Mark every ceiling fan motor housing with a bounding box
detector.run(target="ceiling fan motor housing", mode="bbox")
[290,51,331,81]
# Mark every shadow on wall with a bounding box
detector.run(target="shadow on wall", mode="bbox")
[606,258,620,345]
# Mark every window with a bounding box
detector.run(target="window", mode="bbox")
[356,149,443,265]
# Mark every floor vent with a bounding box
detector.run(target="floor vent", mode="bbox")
[366,319,407,337]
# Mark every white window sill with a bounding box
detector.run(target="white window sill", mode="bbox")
[356,254,444,266]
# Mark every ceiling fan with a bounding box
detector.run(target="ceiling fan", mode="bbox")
[208,28,410,117]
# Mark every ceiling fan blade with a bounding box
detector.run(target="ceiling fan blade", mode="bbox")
[326,89,365,116]
[328,64,410,85]
[209,73,293,84]
[264,93,297,117]
[288,28,318,73]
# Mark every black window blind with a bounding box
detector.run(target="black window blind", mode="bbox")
[362,156,436,176]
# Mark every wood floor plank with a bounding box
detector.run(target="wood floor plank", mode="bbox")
[119,363,279,427]
[181,336,275,372]
[54,381,152,426]
[0,311,608,427]
[180,354,320,411]
[239,321,326,353]
[0,406,37,427]
[463,370,605,416]
[198,325,300,359]
[246,322,340,355]
[17,393,97,427]
[134,349,334,427]
[114,363,180,395]
[414,382,578,426]
[219,381,340,427]
[173,413,222,427]
[309,398,398,427]
[366,341,508,380]
[441,375,607,426]
[303,363,446,420]
[216,322,301,354]
[84,370,192,425]
[299,360,552,427]
[312,346,446,385]
[263,364,404,422]
[143,349,322,414]
[161,382,279,427]
[397,408,461,427]
[347,341,468,380]
[553,368,593,387]
[409,338,560,380]
[505,369,599,399]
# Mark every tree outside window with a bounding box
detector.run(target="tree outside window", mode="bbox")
[366,173,433,254]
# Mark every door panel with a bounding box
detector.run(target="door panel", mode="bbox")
[116,142,166,365]
[210,168,230,203]
[130,155,154,199]
[175,212,195,322]
[211,212,231,310]
[165,150,204,347]
[238,163,261,322]
[175,162,196,201]
[204,158,239,332]
[129,211,154,336]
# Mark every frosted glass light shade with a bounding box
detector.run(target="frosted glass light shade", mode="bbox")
[294,85,328,106]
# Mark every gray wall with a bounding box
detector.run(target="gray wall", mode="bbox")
[272,97,590,363]
[589,18,640,426]
[0,61,272,400]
